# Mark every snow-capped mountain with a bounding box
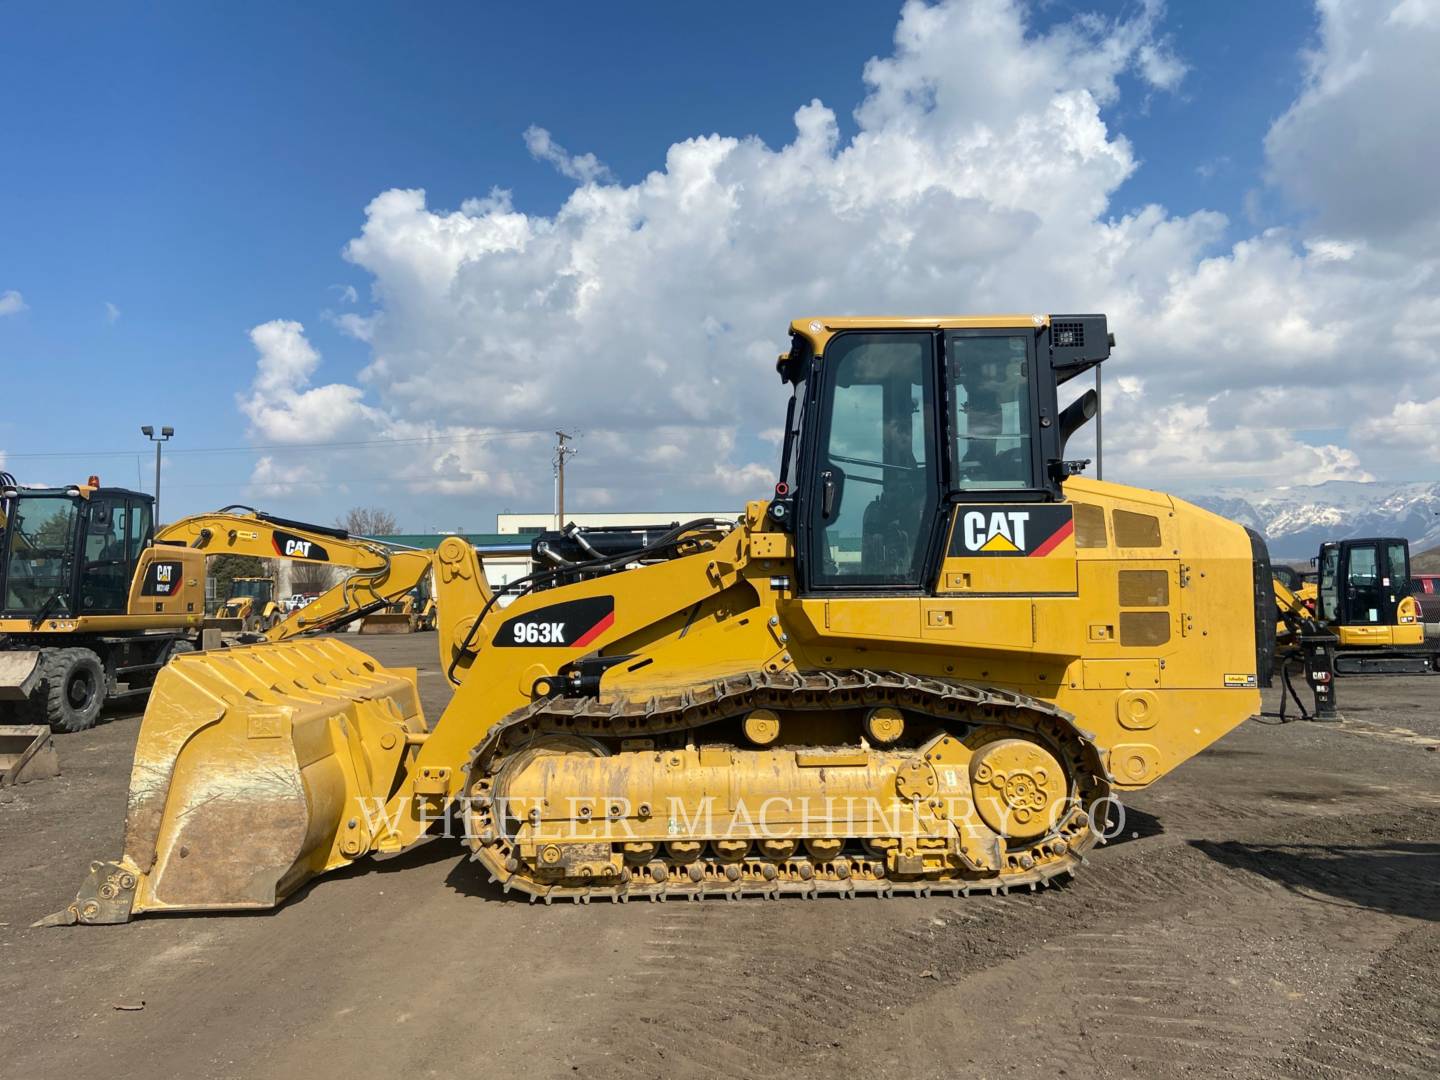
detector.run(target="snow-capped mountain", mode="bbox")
[1182,481,1440,560]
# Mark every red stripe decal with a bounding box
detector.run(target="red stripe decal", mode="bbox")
[1029,519,1074,557]
[571,610,615,649]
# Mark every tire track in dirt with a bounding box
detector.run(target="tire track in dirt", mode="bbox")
[568,806,1439,1080]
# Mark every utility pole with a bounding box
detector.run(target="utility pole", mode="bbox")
[141,425,175,524]
[553,430,578,530]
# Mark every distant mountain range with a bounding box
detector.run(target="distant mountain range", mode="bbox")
[1183,481,1440,560]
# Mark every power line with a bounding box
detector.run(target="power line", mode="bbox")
[0,428,553,461]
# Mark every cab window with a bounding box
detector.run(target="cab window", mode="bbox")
[1318,546,1339,622]
[3,497,78,614]
[127,498,152,560]
[1385,542,1408,591]
[947,334,1034,490]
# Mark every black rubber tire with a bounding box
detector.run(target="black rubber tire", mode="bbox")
[35,648,107,733]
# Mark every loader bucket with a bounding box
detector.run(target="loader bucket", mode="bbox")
[0,650,42,701]
[203,617,245,633]
[46,639,427,925]
[359,612,414,634]
[1,725,60,786]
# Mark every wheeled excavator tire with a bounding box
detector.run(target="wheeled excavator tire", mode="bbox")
[462,670,1112,903]
[25,648,107,734]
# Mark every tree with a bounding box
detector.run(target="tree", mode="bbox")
[338,506,399,537]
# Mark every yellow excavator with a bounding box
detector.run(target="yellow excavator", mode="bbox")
[0,475,206,732]
[151,507,435,641]
[0,495,437,732]
[1273,537,1433,675]
[52,313,1315,924]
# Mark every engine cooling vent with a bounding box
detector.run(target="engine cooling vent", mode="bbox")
[1052,321,1085,348]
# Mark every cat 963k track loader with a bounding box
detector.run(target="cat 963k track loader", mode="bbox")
[53,314,1283,924]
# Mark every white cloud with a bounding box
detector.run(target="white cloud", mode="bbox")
[238,319,545,501]
[1137,41,1188,91]
[1266,0,1440,250]
[0,290,26,317]
[239,0,1438,521]
[240,319,382,443]
[104,301,121,323]
[523,125,612,184]
[1355,396,1440,463]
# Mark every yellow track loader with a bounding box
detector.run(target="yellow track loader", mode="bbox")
[53,314,1291,924]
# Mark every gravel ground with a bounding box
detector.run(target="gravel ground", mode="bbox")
[1,634,1435,1080]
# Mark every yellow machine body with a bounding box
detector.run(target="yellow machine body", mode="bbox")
[56,314,1276,922]
[1334,597,1423,648]
[0,534,206,637]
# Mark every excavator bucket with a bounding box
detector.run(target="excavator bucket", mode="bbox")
[45,638,427,925]
[358,612,414,634]
[1,725,60,786]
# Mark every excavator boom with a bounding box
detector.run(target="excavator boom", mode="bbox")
[154,510,445,639]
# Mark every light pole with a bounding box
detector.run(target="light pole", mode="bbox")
[141,425,174,523]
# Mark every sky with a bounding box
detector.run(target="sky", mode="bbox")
[1,0,1436,530]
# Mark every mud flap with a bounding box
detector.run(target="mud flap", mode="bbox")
[0,725,60,786]
[46,639,427,926]
[0,650,42,701]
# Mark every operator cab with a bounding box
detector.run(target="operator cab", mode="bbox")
[771,316,1110,594]
[0,474,154,619]
[1317,537,1410,627]
[228,578,276,603]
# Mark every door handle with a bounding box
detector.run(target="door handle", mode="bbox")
[821,470,836,518]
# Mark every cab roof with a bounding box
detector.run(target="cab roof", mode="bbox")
[782,314,1052,371]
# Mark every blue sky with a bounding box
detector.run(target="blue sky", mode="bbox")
[2,2,1429,528]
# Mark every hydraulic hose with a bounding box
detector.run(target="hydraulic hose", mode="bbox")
[444,517,737,687]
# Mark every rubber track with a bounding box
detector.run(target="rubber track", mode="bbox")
[460,669,1113,903]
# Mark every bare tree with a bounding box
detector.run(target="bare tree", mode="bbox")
[338,506,399,537]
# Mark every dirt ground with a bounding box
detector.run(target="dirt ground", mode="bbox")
[2,634,1436,1080]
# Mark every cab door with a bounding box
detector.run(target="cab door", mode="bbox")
[1337,540,1406,626]
[799,331,941,591]
[935,329,1077,597]
[77,495,133,614]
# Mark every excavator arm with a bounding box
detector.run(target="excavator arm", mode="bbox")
[154,509,436,639]
[268,548,434,639]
